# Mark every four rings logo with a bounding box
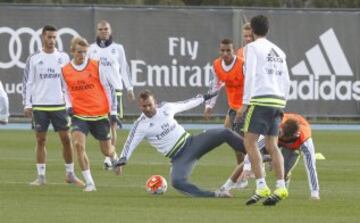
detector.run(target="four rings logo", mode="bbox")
[0,27,79,69]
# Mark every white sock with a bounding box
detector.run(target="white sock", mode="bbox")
[36,164,46,176]
[111,152,118,161]
[256,178,267,190]
[222,178,235,190]
[65,163,74,174]
[276,179,286,188]
[82,169,95,186]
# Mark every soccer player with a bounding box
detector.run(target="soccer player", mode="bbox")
[236,22,254,61]
[0,81,9,124]
[113,90,247,198]
[204,38,246,191]
[205,25,254,190]
[88,20,135,170]
[278,113,320,200]
[204,38,244,128]
[219,113,320,200]
[240,15,290,206]
[61,36,118,192]
[22,25,84,187]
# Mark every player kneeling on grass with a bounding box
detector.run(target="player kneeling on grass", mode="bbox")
[113,90,247,198]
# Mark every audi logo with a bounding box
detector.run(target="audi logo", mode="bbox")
[0,27,79,69]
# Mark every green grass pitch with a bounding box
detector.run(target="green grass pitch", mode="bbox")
[0,129,359,223]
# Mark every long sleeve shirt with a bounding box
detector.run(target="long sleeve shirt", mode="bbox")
[22,49,70,108]
[0,81,9,123]
[243,38,290,108]
[120,96,204,161]
[88,42,133,91]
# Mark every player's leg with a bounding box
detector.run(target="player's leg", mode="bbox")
[219,109,246,191]
[244,132,272,205]
[262,109,288,206]
[189,128,246,160]
[170,143,222,197]
[219,161,244,192]
[300,138,320,199]
[104,90,123,170]
[91,118,118,171]
[50,110,84,187]
[243,105,272,205]
[103,115,118,170]
[70,117,95,191]
[173,128,245,197]
[29,110,50,186]
[223,113,232,129]
[99,139,118,164]
[281,147,300,189]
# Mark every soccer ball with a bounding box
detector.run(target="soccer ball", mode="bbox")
[145,175,168,195]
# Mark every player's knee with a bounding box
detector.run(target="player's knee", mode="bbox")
[36,135,47,147]
[220,128,233,138]
[73,140,85,151]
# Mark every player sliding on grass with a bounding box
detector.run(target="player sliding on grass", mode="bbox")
[113,90,247,198]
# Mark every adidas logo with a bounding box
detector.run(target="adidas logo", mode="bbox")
[288,28,360,101]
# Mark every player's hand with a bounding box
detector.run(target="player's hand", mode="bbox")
[203,91,218,101]
[232,121,242,133]
[238,105,248,118]
[127,90,135,102]
[24,108,32,117]
[233,108,244,133]
[67,107,74,117]
[203,107,212,120]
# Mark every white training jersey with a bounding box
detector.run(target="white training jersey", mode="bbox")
[22,49,70,108]
[0,81,9,123]
[120,95,204,161]
[88,42,133,91]
[243,38,290,106]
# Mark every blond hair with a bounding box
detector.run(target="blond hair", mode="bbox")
[242,22,251,31]
[97,20,111,27]
[70,36,89,51]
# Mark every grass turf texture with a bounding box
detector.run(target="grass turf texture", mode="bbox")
[0,129,359,223]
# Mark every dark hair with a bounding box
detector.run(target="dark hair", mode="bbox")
[250,15,269,36]
[282,119,299,137]
[139,90,154,101]
[42,25,57,35]
[221,38,233,45]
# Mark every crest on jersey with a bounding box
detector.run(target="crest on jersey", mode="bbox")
[149,123,154,128]
[111,48,116,54]
[163,111,169,116]
[57,58,63,64]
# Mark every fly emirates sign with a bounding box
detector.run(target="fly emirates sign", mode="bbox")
[130,37,213,87]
